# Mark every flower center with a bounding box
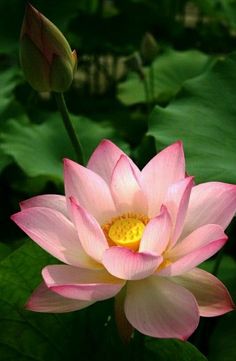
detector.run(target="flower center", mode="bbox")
[102,214,149,251]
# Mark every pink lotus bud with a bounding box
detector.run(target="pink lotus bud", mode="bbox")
[20,4,77,92]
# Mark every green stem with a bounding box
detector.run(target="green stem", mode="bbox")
[149,63,155,103]
[143,75,151,114]
[54,92,84,165]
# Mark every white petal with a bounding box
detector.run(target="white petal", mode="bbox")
[70,199,108,262]
[125,276,199,339]
[181,182,236,239]
[87,139,140,183]
[164,177,194,247]
[42,265,125,301]
[26,282,94,313]
[20,194,68,218]
[141,142,185,218]
[11,207,99,269]
[64,158,117,223]
[102,247,162,280]
[111,155,147,214]
[139,205,171,255]
[172,268,234,316]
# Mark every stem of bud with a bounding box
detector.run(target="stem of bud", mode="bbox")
[143,75,151,114]
[54,92,84,165]
[149,63,155,103]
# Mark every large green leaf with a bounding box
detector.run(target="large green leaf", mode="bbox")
[0,242,11,261]
[148,53,236,184]
[0,242,57,360]
[0,153,12,173]
[0,67,22,116]
[0,241,134,361]
[0,112,129,183]
[0,241,93,361]
[0,67,25,173]
[145,337,207,361]
[208,312,236,361]
[117,49,211,106]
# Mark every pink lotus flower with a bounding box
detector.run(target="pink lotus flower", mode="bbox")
[11,140,236,340]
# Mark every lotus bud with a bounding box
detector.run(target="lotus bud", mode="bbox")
[20,4,77,92]
[140,32,159,64]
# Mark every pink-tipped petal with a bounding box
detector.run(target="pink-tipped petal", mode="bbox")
[168,224,227,258]
[159,237,227,276]
[87,139,140,184]
[11,207,99,269]
[42,265,125,301]
[164,177,194,247]
[64,159,116,224]
[111,155,147,214]
[102,247,162,280]
[181,182,236,239]
[20,194,68,218]
[139,205,171,255]
[26,282,94,313]
[141,142,185,218]
[172,268,235,317]
[70,199,108,262]
[125,276,199,339]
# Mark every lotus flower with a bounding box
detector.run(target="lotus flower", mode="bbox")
[11,140,236,340]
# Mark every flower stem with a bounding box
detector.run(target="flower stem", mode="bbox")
[149,63,155,103]
[114,287,133,344]
[54,92,84,165]
[143,75,151,114]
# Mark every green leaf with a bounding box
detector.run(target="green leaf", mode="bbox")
[0,67,25,173]
[0,153,12,173]
[208,311,236,361]
[0,67,22,116]
[0,112,129,183]
[0,241,123,361]
[117,49,211,105]
[145,337,207,361]
[0,242,11,261]
[0,242,58,360]
[0,241,89,361]
[148,53,236,184]
[117,72,147,106]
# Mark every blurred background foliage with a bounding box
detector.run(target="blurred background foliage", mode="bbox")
[0,0,236,360]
